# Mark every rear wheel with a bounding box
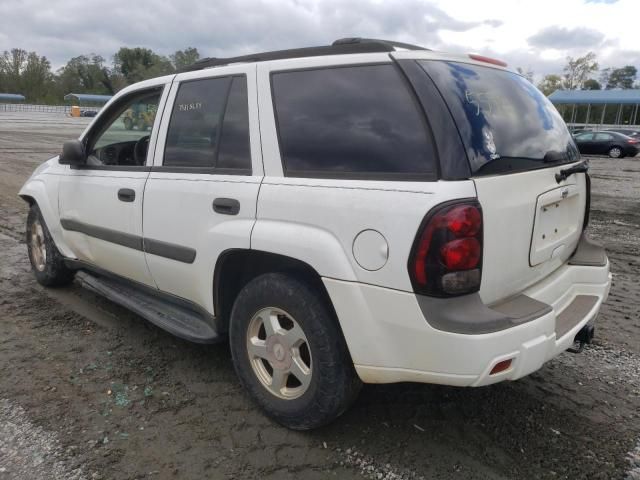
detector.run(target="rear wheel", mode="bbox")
[609,146,622,158]
[229,273,361,430]
[26,204,75,287]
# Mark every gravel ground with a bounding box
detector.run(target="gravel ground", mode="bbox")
[0,111,639,479]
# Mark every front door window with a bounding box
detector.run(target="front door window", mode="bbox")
[87,90,162,166]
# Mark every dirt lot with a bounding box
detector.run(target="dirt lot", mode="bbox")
[0,112,639,480]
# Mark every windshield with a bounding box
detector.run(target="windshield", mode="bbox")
[418,60,579,176]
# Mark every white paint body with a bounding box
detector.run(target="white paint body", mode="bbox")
[19,50,611,386]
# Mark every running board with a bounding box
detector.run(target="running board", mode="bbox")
[75,271,221,343]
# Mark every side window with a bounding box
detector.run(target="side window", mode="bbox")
[87,89,161,166]
[271,64,437,179]
[595,133,613,141]
[164,75,251,172]
[575,133,594,141]
[217,78,251,170]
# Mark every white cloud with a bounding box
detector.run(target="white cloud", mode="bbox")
[0,0,638,80]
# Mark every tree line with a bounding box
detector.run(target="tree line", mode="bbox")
[1,46,638,105]
[534,51,638,96]
[0,47,200,103]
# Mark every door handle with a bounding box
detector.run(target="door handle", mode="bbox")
[213,198,240,215]
[118,188,136,202]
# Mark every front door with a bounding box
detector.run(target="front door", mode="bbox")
[58,82,170,286]
[142,65,263,313]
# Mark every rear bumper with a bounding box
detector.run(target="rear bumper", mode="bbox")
[324,243,610,387]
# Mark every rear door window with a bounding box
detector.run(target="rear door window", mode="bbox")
[595,133,613,141]
[418,61,580,176]
[271,64,437,180]
[164,76,251,172]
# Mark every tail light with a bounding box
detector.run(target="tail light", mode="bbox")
[627,139,638,144]
[408,199,483,297]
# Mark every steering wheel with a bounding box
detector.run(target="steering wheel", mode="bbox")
[133,135,150,165]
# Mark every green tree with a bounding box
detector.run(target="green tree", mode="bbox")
[170,47,200,70]
[21,52,54,101]
[0,48,29,93]
[604,66,637,89]
[583,78,601,90]
[113,47,174,85]
[57,54,113,95]
[0,48,54,102]
[562,52,598,90]
[538,74,563,96]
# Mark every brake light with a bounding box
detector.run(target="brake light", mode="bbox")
[441,238,481,270]
[468,54,508,68]
[628,139,638,144]
[409,200,483,297]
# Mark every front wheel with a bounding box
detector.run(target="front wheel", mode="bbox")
[26,204,75,287]
[229,273,361,430]
[609,146,623,158]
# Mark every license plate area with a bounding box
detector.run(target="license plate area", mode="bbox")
[530,184,582,266]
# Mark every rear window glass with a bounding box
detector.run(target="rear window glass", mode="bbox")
[418,61,579,176]
[271,64,437,179]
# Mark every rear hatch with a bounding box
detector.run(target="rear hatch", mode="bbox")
[417,59,587,304]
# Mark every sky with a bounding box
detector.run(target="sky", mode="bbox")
[0,0,638,81]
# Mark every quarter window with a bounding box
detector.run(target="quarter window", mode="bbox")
[164,76,251,172]
[271,64,437,179]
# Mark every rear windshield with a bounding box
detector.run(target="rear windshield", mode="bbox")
[418,60,579,176]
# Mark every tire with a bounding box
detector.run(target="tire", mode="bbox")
[26,204,75,287]
[229,272,361,430]
[609,146,622,158]
[123,117,133,130]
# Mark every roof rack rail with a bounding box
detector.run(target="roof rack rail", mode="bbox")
[179,38,428,73]
[332,37,427,51]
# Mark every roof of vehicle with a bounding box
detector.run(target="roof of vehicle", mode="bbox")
[576,130,630,138]
[179,38,428,72]
[63,93,113,104]
[549,89,640,105]
[0,93,26,102]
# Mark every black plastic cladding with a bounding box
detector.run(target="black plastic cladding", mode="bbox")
[407,198,483,298]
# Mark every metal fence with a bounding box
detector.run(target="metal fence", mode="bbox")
[0,103,72,113]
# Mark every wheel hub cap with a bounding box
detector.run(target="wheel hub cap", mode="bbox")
[246,307,312,400]
[29,220,46,272]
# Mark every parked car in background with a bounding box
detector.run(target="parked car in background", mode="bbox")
[80,110,98,118]
[573,131,639,158]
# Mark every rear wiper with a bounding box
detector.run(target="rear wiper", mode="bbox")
[543,150,571,163]
[555,160,589,183]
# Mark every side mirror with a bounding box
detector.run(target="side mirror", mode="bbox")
[59,140,86,166]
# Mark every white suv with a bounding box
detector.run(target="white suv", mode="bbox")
[20,38,611,430]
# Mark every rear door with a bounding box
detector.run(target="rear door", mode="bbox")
[414,59,587,305]
[142,64,262,313]
[594,132,614,154]
[574,132,596,154]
